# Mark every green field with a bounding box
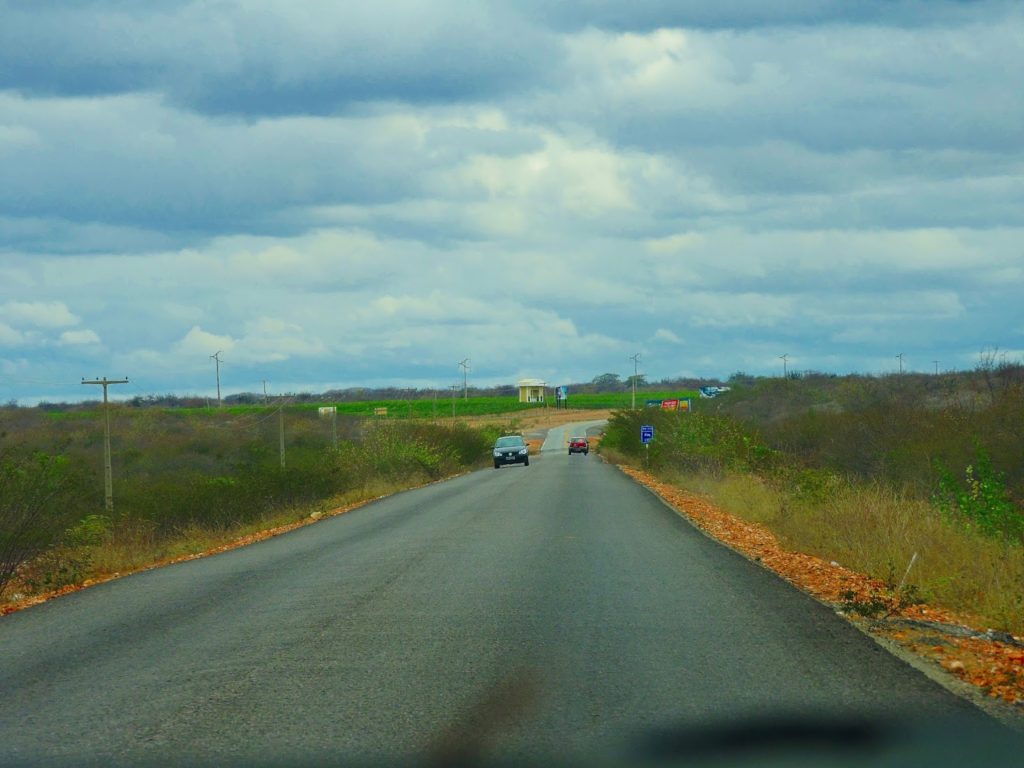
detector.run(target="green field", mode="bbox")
[168,391,700,419]
[37,391,702,426]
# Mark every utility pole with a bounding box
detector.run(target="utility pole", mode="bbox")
[779,354,789,379]
[81,376,129,513]
[210,351,223,406]
[933,360,940,375]
[279,401,286,469]
[262,380,269,404]
[896,352,904,375]
[458,358,471,400]
[629,352,641,409]
[450,384,458,418]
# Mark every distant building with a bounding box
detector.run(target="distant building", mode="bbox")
[517,379,547,403]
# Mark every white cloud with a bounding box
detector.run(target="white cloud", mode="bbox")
[167,318,328,369]
[237,317,327,363]
[682,292,797,329]
[58,329,101,346]
[653,328,684,344]
[453,131,637,232]
[0,301,80,328]
[0,322,25,346]
[646,233,705,253]
[173,326,236,357]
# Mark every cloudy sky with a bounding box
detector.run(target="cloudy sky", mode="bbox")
[1,1,1022,403]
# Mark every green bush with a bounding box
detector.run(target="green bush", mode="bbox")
[602,408,777,475]
[0,450,90,596]
[935,446,1023,542]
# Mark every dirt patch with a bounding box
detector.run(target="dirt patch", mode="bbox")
[460,408,615,432]
[616,463,1024,716]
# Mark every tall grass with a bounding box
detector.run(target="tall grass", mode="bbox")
[668,471,1024,633]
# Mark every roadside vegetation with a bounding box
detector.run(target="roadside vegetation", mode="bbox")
[602,363,1024,634]
[1,405,503,604]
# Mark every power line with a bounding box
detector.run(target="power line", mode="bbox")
[200,394,301,432]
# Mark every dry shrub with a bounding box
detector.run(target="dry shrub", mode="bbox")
[664,470,782,525]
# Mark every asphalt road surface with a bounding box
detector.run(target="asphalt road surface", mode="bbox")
[539,418,607,453]
[0,437,993,765]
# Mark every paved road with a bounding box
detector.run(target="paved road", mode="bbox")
[539,418,607,453]
[0,441,987,765]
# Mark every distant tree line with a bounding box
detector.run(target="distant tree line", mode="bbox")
[9,376,727,411]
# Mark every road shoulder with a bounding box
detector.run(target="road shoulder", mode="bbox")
[611,460,1024,731]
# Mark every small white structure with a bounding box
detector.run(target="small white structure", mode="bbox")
[517,378,547,403]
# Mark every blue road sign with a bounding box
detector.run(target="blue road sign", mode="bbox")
[640,425,654,444]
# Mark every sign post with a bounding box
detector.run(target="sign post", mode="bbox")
[640,424,654,469]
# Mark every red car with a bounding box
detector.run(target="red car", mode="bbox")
[568,436,589,455]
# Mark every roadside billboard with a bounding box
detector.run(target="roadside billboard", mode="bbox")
[647,398,693,411]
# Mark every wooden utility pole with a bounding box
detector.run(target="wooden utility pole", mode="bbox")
[779,354,789,379]
[630,352,641,409]
[210,351,223,406]
[81,376,129,513]
[897,352,905,374]
[279,402,286,469]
